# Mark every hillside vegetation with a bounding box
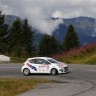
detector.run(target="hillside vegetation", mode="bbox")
[52,43,96,64]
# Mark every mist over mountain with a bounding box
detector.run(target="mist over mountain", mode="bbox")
[53,17,96,45]
[5,15,96,46]
[5,15,20,25]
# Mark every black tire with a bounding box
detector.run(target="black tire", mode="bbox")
[51,69,58,75]
[23,68,30,76]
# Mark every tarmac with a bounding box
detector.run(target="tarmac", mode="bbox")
[17,79,93,96]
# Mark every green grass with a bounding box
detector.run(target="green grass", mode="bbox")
[52,43,96,65]
[11,52,96,64]
[0,78,51,96]
[10,57,27,63]
[57,52,96,64]
[68,52,96,64]
[10,43,96,64]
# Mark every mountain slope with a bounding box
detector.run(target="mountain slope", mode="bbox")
[5,15,20,25]
[4,15,96,45]
[53,17,96,45]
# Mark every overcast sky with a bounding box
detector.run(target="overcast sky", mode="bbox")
[0,0,96,34]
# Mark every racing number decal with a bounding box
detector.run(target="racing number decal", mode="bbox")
[27,63,37,71]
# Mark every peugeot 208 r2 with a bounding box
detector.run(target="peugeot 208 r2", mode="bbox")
[21,57,69,76]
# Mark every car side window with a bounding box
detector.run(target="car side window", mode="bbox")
[29,59,36,63]
[35,59,50,64]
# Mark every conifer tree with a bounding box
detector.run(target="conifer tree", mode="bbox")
[38,34,58,56]
[22,19,35,57]
[8,18,35,57]
[8,19,23,57]
[62,25,80,51]
[0,11,9,54]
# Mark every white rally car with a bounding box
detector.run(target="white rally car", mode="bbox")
[21,57,69,76]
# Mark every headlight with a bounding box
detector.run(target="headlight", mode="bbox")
[64,64,68,67]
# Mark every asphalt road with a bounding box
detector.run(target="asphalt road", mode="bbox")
[0,64,96,96]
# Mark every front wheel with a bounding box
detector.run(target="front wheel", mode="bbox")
[23,68,30,76]
[51,69,58,75]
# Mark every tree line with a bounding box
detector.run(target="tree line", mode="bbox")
[0,11,80,58]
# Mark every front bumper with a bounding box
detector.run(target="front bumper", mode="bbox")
[59,67,69,73]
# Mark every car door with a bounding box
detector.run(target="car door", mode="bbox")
[35,59,51,73]
[28,59,40,73]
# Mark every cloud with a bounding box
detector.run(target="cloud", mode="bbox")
[52,10,64,18]
[0,0,96,34]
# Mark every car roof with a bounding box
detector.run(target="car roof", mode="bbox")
[27,57,53,60]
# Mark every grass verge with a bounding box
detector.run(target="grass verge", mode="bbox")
[0,78,52,96]
[10,57,27,63]
[52,43,96,64]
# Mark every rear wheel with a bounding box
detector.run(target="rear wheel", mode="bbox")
[23,68,30,76]
[51,69,58,75]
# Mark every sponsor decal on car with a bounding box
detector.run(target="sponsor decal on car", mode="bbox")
[27,63,37,71]
[39,65,49,68]
[39,65,50,71]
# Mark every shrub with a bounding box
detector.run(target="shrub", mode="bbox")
[51,43,96,64]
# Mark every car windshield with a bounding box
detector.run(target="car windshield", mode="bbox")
[47,58,59,63]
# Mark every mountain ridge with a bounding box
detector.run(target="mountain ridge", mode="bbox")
[5,15,20,25]
[4,15,96,46]
[52,16,96,45]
